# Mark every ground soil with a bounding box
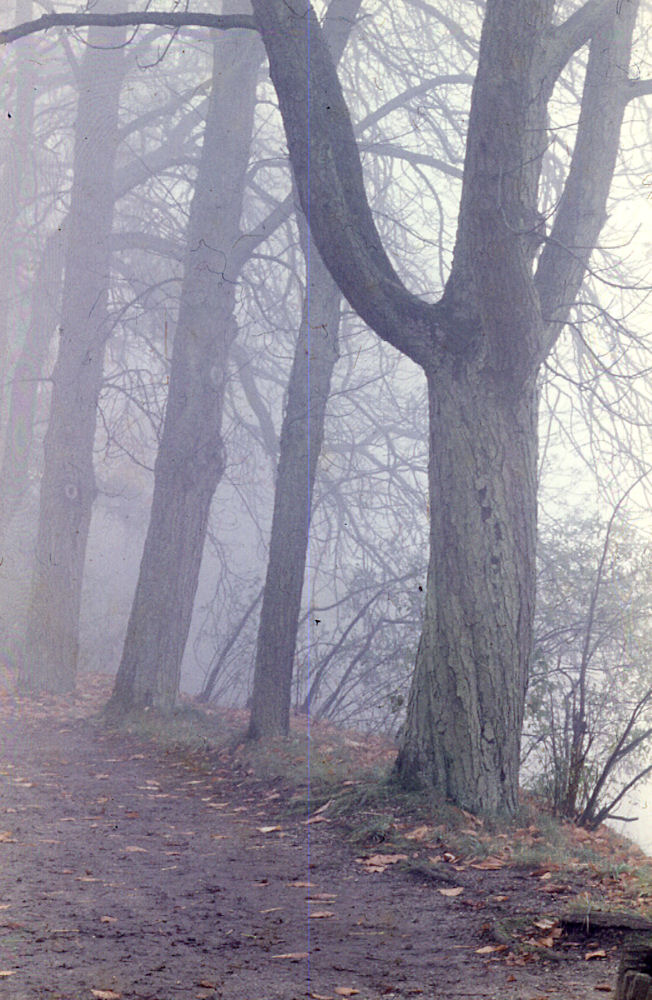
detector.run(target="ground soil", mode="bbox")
[0,680,639,999]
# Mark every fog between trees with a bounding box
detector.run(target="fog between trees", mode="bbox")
[0,0,651,820]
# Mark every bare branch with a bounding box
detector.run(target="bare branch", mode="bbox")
[0,10,257,46]
[535,1,639,357]
[626,77,652,101]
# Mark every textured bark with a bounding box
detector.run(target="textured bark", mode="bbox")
[251,0,640,813]
[247,240,340,739]
[106,21,263,716]
[395,366,538,815]
[20,21,127,693]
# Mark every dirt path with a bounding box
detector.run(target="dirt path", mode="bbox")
[0,701,625,999]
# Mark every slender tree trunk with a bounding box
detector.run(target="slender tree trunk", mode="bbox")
[0,231,64,544]
[20,21,126,693]
[247,240,340,739]
[0,0,37,438]
[106,18,263,716]
[245,0,360,740]
[395,366,538,815]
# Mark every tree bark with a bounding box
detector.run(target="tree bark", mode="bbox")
[20,19,127,693]
[106,17,263,716]
[247,238,340,739]
[395,366,538,815]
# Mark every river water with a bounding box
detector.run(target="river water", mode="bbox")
[609,783,652,855]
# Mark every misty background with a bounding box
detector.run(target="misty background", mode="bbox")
[1,0,652,842]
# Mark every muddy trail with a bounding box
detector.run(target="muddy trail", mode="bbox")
[0,690,633,999]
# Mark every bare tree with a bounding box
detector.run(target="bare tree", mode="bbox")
[249,0,649,814]
[20,13,128,693]
[106,16,263,715]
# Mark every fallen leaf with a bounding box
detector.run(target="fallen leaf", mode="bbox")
[438,887,464,898]
[198,981,217,989]
[594,984,613,992]
[310,993,333,1000]
[0,832,15,843]
[357,853,408,867]
[533,918,557,931]
[585,950,607,960]
[309,910,335,918]
[257,825,282,834]
[470,857,505,870]
[91,991,122,999]
[124,846,148,853]
[289,881,313,888]
[476,945,507,954]
[100,916,117,924]
[304,815,330,825]
[272,952,309,961]
[0,971,16,978]
[307,892,337,902]
[334,990,359,997]
[404,824,431,841]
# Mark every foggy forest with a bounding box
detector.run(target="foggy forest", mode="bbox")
[0,0,652,997]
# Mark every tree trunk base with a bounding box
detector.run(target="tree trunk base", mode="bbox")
[617,936,652,999]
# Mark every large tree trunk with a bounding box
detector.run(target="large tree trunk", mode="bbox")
[247,238,340,739]
[395,365,538,815]
[106,18,263,716]
[251,0,639,815]
[20,21,126,693]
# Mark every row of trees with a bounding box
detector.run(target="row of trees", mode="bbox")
[1,0,651,819]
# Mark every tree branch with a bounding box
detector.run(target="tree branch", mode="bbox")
[535,1,640,358]
[250,0,446,370]
[626,77,652,101]
[546,0,612,80]
[0,10,257,45]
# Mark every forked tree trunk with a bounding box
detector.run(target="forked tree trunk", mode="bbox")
[395,366,538,815]
[247,239,340,739]
[106,20,263,716]
[250,0,638,816]
[20,21,126,693]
